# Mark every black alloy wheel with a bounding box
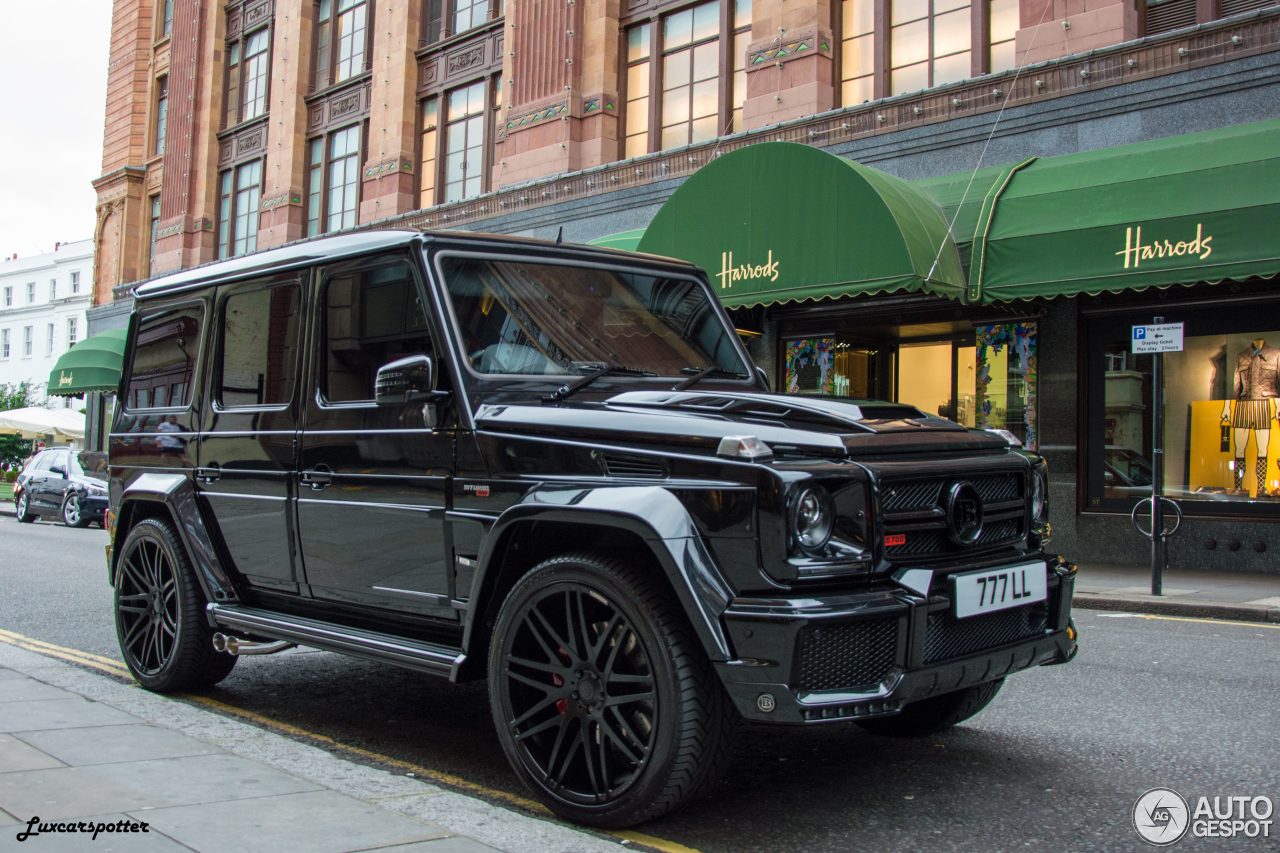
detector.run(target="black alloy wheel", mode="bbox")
[62,493,89,528]
[489,553,737,828]
[15,492,34,523]
[113,518,236,691]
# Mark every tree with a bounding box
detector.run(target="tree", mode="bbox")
[0,382,38,468]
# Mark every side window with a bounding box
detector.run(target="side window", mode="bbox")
[322,258,432,404]
[31,452,54,471]
[126,305,204,410]
[219,281,302,408]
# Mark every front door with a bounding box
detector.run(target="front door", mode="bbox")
[296,252,455,620]
[195,274,305,594]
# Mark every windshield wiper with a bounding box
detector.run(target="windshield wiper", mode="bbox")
[672,365,748,392]
[542,363,656,405]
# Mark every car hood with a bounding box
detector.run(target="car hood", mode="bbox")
[474,389,1011,458]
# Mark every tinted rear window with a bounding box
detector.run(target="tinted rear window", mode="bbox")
[126,305,204,410]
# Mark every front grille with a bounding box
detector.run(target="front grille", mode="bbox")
[924,603,1048,664]
[881,471,1025,562]
[796,617,898,691]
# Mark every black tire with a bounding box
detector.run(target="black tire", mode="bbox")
[488,552,737,828]
[61,493,91,528]
[857,678,1005,737]
[113,517,237,691]
[15,492,34,523]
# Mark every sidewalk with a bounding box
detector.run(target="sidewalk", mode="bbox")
[1074,562,1280,623]
[0,643,620,853]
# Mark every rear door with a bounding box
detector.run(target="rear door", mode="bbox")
[295,252,456,619]
[28,450,62,512]
[195,274,305,595]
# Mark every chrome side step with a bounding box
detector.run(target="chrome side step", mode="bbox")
[206,604,464,679]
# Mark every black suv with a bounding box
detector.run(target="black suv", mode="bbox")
[15,447,109,527]
[107,230,1076,827]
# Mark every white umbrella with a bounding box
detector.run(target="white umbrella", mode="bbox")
[0,406,86,440]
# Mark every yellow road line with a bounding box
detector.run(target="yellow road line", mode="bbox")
[1132,613,1280,630]
[0,628,701,853]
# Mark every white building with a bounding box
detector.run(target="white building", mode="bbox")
[0,240,94,408]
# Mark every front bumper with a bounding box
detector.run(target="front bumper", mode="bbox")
[80,494,109,522]
[715,556,1077,724]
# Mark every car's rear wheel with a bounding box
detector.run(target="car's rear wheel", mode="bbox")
[15,492,34,523]
[62,493,90,528]
[856,678,1005,737]
[488,552,737,828]
[113,517,236,691]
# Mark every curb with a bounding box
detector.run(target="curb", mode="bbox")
[1074,592,1280,624]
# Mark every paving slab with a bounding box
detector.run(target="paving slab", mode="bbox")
[0,669,31,681]
[135,790,449,853]
[0,813,193,852]
[16,724,221,767]
[1246,595,1280,607]
[0,677,78,703]
[0,734,64,774]
[367,837,505,853]
[0,753,320,821]
[0,698,137,734]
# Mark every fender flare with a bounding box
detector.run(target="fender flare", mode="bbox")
[114,473,239,605]
[466,485,735,662]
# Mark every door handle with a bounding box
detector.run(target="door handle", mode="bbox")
[196,465,222,484]
[299,464,333,491]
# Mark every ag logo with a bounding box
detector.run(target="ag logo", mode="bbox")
[1134,788,1190,846]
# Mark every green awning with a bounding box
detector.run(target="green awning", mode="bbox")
[588,229,646,252]
[637,143,966,308]
[918,119,1280,302]
[47,328,128,396]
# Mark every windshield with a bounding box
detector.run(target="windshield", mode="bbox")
[439,256,750,378]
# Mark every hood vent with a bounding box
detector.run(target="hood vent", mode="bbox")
[601,453,668,479]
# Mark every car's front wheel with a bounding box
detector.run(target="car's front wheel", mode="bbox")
[488,552,737,828]
[61,493,90,528]
[856,678,1005,737]
[15,492,34,523]
[113,517,237,691]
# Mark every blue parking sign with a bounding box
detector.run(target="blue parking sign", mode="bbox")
[1134,327,1146,340]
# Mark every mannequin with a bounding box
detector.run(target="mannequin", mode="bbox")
[1220,337,1280,496]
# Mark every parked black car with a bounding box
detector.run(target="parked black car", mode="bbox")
[107,230,1077,827]
[15,447,108,528]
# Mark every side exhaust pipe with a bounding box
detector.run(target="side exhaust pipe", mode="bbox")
[212,632,295,656]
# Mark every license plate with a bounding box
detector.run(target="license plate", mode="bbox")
[951,562,1047,619]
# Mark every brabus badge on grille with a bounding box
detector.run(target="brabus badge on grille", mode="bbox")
[945,481,984,546]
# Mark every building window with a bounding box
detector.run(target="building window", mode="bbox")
[0,329,8,359]
[23,326,32,357]
[988,0,1017,74]
[623,0,747,156]
[841,0,875,105]
[306,124,362,236]
[26,282,35,303]
[315,0,370,89]
[225,26,272,127]
[161,0,174,37]
[70,271,80,294]
[217,159,264,258]
[452,0,494,34]
[442,80,487,203]
[3,286,10,306]
[49,279,57,301]
[891,0,971,94]
[419,96,439,207]
[46,323,55,356]
[67,318,78,347]
[154,76,169,155]
[149,194,161,273]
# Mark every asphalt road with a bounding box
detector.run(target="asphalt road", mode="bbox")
[2,511,1278,852]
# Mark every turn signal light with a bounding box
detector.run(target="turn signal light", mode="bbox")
[1066,623,1077,641]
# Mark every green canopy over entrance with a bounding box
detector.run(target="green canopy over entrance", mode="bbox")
[918,118,1280,302]
[47,328,128,396]
[636,143,966,308]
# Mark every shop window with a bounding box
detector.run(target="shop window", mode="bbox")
[219,281,301,407]
[1087,309,1280,513]
[973,322,1037,448]
[306,124,363,235]
[217,159,264,258]
[154,76,169,156]
[315,0,371,89]
[225,24,272,128]
[622,0,749,156]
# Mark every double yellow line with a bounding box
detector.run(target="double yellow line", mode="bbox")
[0,628,698,853]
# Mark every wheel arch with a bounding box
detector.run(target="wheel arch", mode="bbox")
[459,486,735,680]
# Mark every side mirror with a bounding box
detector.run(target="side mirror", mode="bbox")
[375,355,441,406]
[50,465,66,476]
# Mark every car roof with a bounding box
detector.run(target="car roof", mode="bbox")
[133,229,701,301]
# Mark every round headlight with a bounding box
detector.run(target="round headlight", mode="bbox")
[790,485,835,555]
[1031,468,1047,521]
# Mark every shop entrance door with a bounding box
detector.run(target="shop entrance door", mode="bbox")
[895,340,976,425]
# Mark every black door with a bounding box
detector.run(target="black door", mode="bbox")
[30,450,66,513]
[195,275,305,594]
[296,253,455,620]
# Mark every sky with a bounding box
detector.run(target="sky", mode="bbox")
[0,1,113,260]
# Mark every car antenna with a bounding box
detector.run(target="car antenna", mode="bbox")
[555,226,564,245]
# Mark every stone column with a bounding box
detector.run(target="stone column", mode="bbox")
[360,0,421,222]
[260,0,314,247]
[741,0,835,130]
